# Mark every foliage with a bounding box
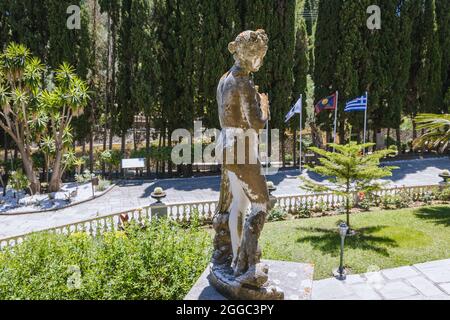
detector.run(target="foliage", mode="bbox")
[0,219,210,299]
[380,192,413,210]
[413,113,450,152]
[436,186,450,202]
[418,190,435,205]
[75,170,95,184]
[98,149,121,171]
[295,205,311,218]
[268,206,287,222]
[8,169,30,196]
[96,177,111,192]
[300,142,398,229]
[0,43,89,193]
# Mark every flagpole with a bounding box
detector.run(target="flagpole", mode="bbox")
[363,91,368,154]
[299,94,303,173]
[332,91,339,152]
[266,119,269,175]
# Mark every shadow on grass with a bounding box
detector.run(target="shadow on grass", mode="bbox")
[295,226,398,257]
[415,206,450,227]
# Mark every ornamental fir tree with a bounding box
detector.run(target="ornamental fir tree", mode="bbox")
[300,142,398,231]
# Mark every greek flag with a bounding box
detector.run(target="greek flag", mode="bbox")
[284,96,302,123]
[344,93,368,112]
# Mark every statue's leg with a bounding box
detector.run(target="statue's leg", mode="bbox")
[227,164,270,278]
[227,170,250,268]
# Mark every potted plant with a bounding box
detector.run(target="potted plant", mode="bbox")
[439,170,450,183]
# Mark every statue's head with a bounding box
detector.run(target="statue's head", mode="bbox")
[228,29,268,73]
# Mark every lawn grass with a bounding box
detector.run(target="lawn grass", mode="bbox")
[260,205,450,280]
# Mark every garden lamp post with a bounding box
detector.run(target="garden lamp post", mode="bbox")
[334,222,349,280]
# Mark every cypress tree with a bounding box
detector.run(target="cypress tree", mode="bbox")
[314,0,343,137]
[436,0,450,112]
[416,0,442,114]
[99,0,121,150]
[292,13,309,128]
[197,0,239,128]
[116,0,135,155]
[2,0,49,60]
[242,0,297,165]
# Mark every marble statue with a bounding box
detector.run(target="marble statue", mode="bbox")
[209,29,284,300]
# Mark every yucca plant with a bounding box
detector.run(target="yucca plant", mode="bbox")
[0,43,89,193]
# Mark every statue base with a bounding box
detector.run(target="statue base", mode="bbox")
[185,260,314,300]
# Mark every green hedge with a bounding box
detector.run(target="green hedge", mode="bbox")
[0,220,211,300]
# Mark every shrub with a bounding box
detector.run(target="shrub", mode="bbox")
[8,169,30,197]
[312,199,328,213]
[294,205,311,218]
[75,169,95,184]
[436,186,450,202]
[96,177,111,192]
[380,190,412,210]
[0,219,210,300]
[268,207,287,221]
[419,191,435,205]
[358,198,372,211]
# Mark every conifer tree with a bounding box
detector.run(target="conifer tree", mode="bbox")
[197,0,239,128]
[116,0,135,155]
[436,0,450,113]
[314,0,343,137]
[301,142,397,231]
[292,14,309,128]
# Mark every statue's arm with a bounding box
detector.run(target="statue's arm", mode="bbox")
[239,83,269,130]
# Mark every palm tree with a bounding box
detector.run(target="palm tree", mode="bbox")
[413,114,450,152]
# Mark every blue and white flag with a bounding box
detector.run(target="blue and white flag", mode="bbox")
[344,93,368,112]
[284,96,302,123]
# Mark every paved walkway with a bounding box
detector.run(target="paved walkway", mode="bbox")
[0,157,448,240]
[312,259,450,300]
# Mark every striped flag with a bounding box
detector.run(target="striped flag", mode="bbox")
[344,93,368,112]
[284,96,302,123]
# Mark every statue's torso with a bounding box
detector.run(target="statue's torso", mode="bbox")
[217,67,260,130]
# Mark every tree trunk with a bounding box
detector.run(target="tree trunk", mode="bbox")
[412,116,417,140]
[21,149,40,194]
[49,148,63,192]
[396,127,401,152]
[145,116,150,176]
[89,133,94,172]
[386,128,391,148]
[3,131,7,164]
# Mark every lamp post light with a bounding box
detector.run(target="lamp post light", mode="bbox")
[333,222,349,280]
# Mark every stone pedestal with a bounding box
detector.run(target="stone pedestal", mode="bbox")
[185,260,314,300]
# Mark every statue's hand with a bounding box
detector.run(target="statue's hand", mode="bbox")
[259,93,270,119]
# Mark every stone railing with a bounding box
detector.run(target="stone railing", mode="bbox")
[0,184,439,249]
